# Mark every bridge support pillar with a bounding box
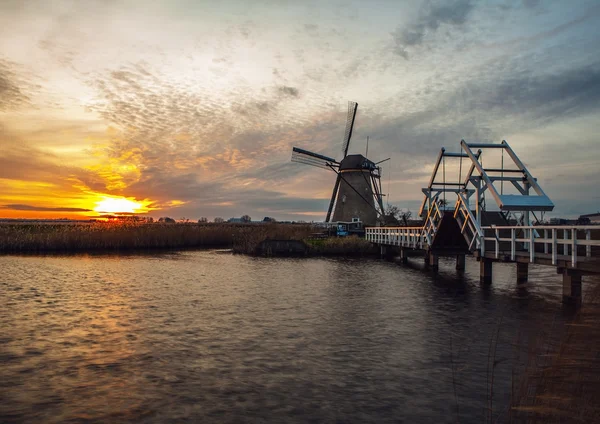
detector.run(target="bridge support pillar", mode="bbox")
[429,252,439,272]
[480,259,493,284]
[562,269,582,308]
[380,245,387,258]
[400,248,408,264]
[516,262,528,285]
[456,254,466,271]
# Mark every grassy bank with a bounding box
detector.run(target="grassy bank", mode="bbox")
[231,224,314,254]
[305,236,378,256]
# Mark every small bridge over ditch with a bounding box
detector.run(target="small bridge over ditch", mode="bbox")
[366,140,600,308]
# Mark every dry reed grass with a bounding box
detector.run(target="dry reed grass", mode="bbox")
[0,222,311,253]
[0,222,380,256]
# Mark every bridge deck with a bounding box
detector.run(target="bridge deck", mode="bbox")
[478,251,600,274]
[366,225,600,274]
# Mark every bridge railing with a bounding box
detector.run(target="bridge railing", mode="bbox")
[365,227,427,249]
[482,225,600,266]
[454,192,484,254]
[422,198,444,246]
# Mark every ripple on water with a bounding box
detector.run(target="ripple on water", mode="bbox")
[0,251,584,423]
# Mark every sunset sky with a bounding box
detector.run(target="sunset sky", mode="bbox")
[1,0,599,221]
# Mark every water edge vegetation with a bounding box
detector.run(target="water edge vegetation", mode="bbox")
[0,222,377,256]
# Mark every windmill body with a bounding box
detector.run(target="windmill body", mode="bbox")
[331,154,378,224]
[291,102,386,226]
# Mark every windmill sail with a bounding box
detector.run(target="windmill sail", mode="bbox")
[325,174,342,222]
[341,101,358,157]
[291,147,339,170]
[291,100,385,225]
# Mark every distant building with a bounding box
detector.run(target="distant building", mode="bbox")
[227,217,244,223]
[578,212,600,224]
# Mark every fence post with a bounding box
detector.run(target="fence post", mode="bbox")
[529,227,535,262]
[495,227,499,259]
[552,228,557,265]
[586,230,591,258]
[511,228,516,261]
[572,228,577,267]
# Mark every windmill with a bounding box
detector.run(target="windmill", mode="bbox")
[291,101,388,226]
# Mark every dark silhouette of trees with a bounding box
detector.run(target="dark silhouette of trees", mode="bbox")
[384,205,412,226]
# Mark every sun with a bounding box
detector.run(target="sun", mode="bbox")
[94,197,143,214]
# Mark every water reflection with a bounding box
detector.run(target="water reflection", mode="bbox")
[0,252,582,423]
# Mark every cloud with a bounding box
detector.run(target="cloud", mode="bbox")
[392,0,474,59]
[0,136,65,182]
[0,204,92,212]
[522,0,541,9]
[278,85,299,97]
[1,0,599,220]
[0,59,31,111]
[466,65,600,124]
[96,57,600,219]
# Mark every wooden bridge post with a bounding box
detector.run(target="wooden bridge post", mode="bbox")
[429,252,439,272]
[516,262,528,285]
[562,269,582,308]
[400,248,408,264]
[456,254,466,271]
[480,258,493,284]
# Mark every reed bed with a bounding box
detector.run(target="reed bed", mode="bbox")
[0,222,381,256]
[0,222,312,253]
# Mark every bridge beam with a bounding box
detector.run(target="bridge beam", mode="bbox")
[480,258,493,284]
[562,269,582,308]
[516,262,528,285]
[456,254,466,271]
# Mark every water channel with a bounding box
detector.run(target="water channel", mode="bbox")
[1,251,580,423]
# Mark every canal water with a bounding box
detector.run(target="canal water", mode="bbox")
[0,251,579,423]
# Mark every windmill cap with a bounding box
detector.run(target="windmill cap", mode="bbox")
[339,154,376,171]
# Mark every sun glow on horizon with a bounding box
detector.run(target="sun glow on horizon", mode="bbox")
[94,197,144,214]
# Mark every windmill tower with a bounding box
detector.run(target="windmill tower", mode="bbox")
[291,101,388,226]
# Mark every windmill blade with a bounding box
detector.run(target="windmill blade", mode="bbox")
[325,174,341,222]
[292,147,339,170]
[371,172,385,216]
[341,101,358,157]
